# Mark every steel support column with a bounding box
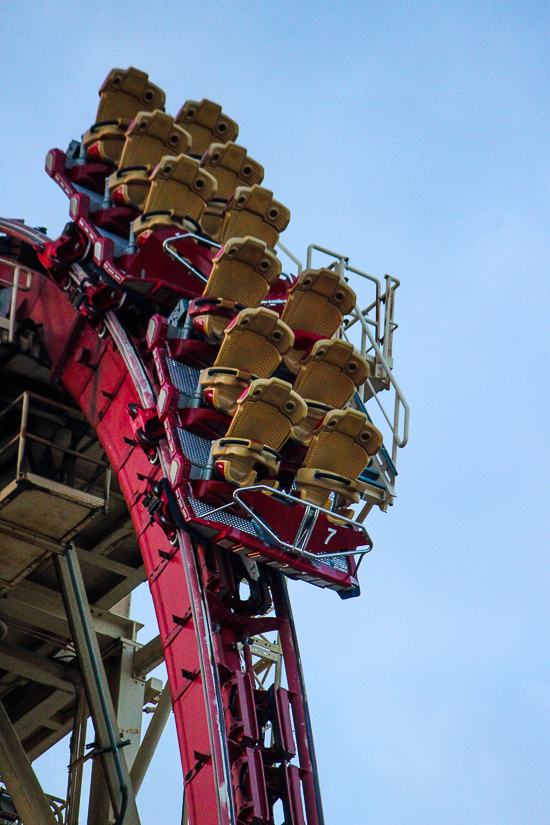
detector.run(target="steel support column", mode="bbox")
[66,684,87,825]
[0,698,59,825]
[54,546,141,825]
[87,638,146,825]
[130,683,172,795]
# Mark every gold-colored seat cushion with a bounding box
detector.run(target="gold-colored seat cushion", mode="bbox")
[296,408,383,509]
[133,154,217,239]
[200,200,226,241]
[280,268,356,373]
[211,378,306,487]
[218,185,290,248]
[108,111,191,211]
[200,368,254,418]
[200,307,294,415]
[196,237,282,340]
[292,339,369,443]
[175,99,239,158]
[82,67,165,166]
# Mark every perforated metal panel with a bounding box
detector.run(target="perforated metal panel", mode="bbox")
[323,555,350,572]
[167,359,200,397]
[177,427,211,468]
[189,488,351,571]
[189,493,257,535]
[73,183,103,212]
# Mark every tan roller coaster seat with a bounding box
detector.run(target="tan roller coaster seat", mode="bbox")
[108,111,191,211]
[280,268,357,374]
[82,67,165,166]
[218,185,290,249]
[175,99,239,158]
[200,308,294,415]
[295,408,383,509]
[201,143,264,201]
[292,339,369,444]
[211,378,306,487]
[200,143,264,237]
[133,154,217,239]
[196,237,282,340]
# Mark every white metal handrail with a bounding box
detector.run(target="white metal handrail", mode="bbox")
[302,242,409,463]
[234,485,373,559]
[306,243,348,274]
[0,257,36,344]
[276,241,303,276]
[162,233,221,285]
[352,307,409,457]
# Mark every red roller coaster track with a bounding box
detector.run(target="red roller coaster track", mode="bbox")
[0,71,408,825]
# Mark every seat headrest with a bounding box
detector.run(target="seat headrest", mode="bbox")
[293,269,355,308]
[125,110,191,154]
[214,236,281,281]
[322,408,383,453]
[229,185,291,234]
[238,378,307,427]
[201,142,264,197]
[150,154,217,201]
[175,99,239,155]
[98,67,165,113]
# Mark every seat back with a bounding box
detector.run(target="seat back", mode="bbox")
[296,408,383,508]
[134,154,217,238]
[197,237,283,340]
[204,237,282,305]
[201,143,264,201]
[211,378,306,487]
[82,67,165,166]
[218,186,290,248]
[294,339,368,407]
[215,308,293,376]
[280,268,356,373]
[200,144,264,238]
[108,111,191,210]
[292,340,369,443]
[226,378,306,449]
[119,110,189,170]
[175,99,239,158]
[200,308,294,414]
[281,268,356,335]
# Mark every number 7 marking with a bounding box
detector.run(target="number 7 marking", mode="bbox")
[325,528,337,545]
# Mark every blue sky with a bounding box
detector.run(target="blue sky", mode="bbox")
[2,1,550,822]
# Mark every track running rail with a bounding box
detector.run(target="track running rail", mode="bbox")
[0,218,325,825]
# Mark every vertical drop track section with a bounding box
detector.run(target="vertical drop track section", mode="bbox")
[0,219,322,825]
